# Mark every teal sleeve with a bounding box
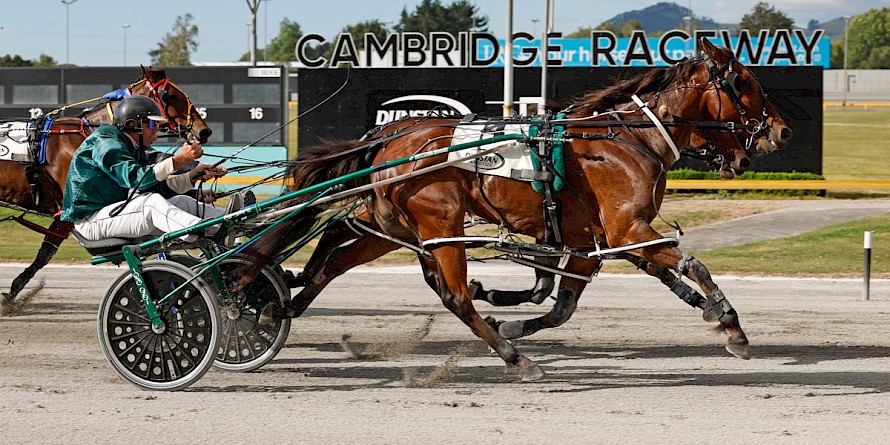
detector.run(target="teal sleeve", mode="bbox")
[92,136,162,190]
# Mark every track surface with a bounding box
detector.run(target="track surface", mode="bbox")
[2,262,889,444]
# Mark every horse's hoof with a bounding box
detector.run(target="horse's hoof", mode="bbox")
[258,303,283,326]
[517,357,545,381]
[498,320,529,340]
[726,340,752,360]
[468,279,485,300]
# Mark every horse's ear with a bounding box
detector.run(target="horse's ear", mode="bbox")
[698,38,726,62]
[141,65,150,78]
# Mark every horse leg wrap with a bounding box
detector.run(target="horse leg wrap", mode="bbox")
[499,288,576,338]
[702,289,734,323]
[547,288,577,327]
[470,277,553,307]
[8,241,58,300]
[669,276,704,308]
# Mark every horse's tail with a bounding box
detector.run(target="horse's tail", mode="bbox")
[239,139,376,284]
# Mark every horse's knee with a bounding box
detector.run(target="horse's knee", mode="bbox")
[548,288,578,327]
[529,274,555,304]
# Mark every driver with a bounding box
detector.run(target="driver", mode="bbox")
[61,95,232,242]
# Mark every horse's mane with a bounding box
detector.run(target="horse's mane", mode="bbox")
[286,139,374,195]
[553,55,706,114]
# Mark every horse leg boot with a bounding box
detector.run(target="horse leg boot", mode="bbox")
[2,221,71,315]
[491,257,599,340]
[613,220,750,359]
[673,251,751,359]
[471,263,556,306]
[628,257,707,309]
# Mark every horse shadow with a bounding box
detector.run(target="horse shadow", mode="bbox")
[195,339,890,394]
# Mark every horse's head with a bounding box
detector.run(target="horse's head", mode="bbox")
[132,66,213,143]
[697,39,792,157]
[689,131,750,179]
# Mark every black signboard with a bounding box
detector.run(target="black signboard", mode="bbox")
[0,66,287,145]
[298,67,822,174]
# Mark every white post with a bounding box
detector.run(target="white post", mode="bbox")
[503,0,514,117]
[863,231,872,301]
[540,0,552,115]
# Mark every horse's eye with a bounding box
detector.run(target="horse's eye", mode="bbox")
[735,77,751,92]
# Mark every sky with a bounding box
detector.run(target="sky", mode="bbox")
[1,0,885,66]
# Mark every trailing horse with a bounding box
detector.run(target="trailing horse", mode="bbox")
[0,67,211,314]
[246,40,792,380]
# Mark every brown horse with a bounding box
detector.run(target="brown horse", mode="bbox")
[248,40,792,380]
[0,67,211,313]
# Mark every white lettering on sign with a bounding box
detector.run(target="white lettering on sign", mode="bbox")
[248,67,281,78]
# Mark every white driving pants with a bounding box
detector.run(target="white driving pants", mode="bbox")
[74,193,226,241]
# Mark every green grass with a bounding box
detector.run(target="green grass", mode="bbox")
[823,109,890,180]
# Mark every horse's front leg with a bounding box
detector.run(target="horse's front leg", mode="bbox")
[620,222,750,359]
[1,220,72,315]
[470,258,557,306]
[429,242,544,381]
[489,256,599,339]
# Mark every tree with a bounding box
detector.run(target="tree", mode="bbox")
[846,7,890,69]
[241,18,303,62]
[739,2,794,32]
[148,13,199,66]
[0,54,57,67]
[395,0,488,36]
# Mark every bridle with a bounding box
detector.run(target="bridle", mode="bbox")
[129,76,200,141]
[701,52,772,157]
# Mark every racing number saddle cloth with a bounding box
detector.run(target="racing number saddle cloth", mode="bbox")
[446,118,565,193]
[0,122,34,163]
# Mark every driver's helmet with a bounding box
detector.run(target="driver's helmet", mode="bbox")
[113,95,167,131]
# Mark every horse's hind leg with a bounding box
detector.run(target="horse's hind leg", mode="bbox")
[1,220,71,315]
[488,256,599,339]
[260,232,402,323]
[282,220,360,288]
[619,223,750,359]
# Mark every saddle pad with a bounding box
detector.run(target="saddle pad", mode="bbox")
[447,123,536,179]
[0,122,33,163]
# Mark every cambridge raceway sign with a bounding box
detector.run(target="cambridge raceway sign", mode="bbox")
[296,29,829,68]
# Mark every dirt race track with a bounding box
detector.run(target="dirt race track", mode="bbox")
[2,262,890,444]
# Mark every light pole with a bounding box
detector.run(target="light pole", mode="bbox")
[531,18,539,37]
[61,0,78,65]
[843,15,851,107]
[122,24,130,65]
[683,16,692,56]
[263,0,271,62]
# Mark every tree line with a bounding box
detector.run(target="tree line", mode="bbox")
[1,1,888,69]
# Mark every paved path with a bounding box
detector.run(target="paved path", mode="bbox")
[676,199,890,251]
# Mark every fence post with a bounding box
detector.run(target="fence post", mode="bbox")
[864,231,872,301]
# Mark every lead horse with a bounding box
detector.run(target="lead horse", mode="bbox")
[0,67,211,313]
[247,40,793,380]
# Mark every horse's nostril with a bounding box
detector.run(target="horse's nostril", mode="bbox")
[780,126,793,142]
[739,157,751,169]
[199,128,212,143]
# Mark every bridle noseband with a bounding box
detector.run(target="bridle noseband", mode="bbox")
[701,52,772,157]
[131,77,199,140]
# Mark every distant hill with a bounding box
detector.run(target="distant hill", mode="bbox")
[604,1,851,38]
[605,2,731,33]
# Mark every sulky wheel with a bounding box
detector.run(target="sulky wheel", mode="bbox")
[174,254,291,372]
[98,260,221,391]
